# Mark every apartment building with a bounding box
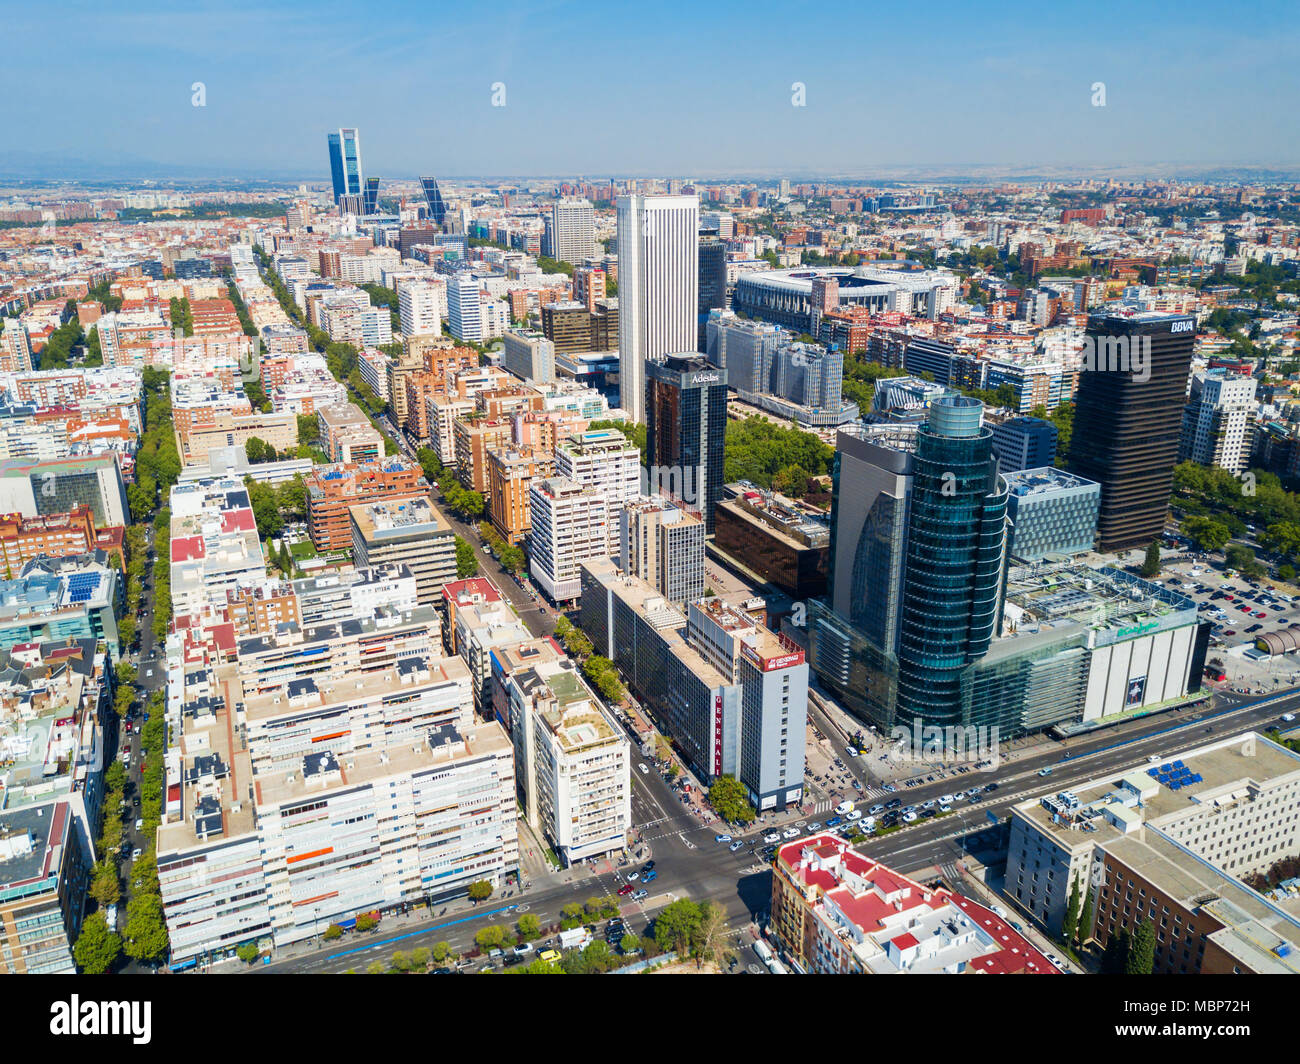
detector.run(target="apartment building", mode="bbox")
[292,564,418,627]
[486,445,554,545]
[304,457,426,553]
[316,403,383,464]
[618,495,705,604]
[529,478,611,603]
[453,416,512,496]
[508,656,631,867]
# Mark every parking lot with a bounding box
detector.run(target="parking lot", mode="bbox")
[1145,550,1300,690]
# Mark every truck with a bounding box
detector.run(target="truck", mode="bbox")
[558,926,593,951]
[754,939,773,964]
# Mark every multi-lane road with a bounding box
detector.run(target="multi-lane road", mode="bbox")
[257,679,1298,974]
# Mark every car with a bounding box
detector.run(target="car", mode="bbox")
[131,848,142,861]
[845,747,859,757]
[514,943,534,956]
[1256,611,1268,619]
[846,809,863,821]
[782,827,800,839]
[763,832,781,844]
[938,803,952,813]
[125,721,133,733]
[728,841,745,852]
[939,794,953,804]
[886,798,902,809]
[639,762,649,774]
[1038,767,1053,777]
[641,869,658,882]
[825,815,844,828]
[618,883,634,896]
[632,890,649,901]
[1224,630,1236,636]
[901,811,917,823]
[715,833,733,843]
[984,783,999,793]
[1246,624,1263,633]
[1147,754,1160,763]
[1282,714,1297,723]
[868,804,885,815]
[625,871,639,882]
[642,860,655,872]
[806,822,822,833]
[134,818,144,832]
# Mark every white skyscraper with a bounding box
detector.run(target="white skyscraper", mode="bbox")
[616,194,699,423]
[398,281,443,339]
[447,274,484,344]
[549,198,597,264]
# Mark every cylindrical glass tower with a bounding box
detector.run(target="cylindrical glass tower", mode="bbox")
[895,396,1008,730]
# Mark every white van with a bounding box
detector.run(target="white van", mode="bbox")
[834,800,855,816]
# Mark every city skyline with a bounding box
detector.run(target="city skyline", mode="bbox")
[3,0,1299,181]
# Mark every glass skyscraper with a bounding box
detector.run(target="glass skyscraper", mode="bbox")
[327,128,364,204]
[645,354,728,534]
[893,396,1008,730]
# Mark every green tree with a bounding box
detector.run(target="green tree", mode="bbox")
[1078,886,1094,947]
[430,941,452,963]
[455,536,478,578]
[619,933,641,954]
[1062,877,1081,945]
[89,861,121,908]
[467,880,494,903]
[707,774,757,825]
[122,892,170,963]
[355,912,377,933]
[74,912,122,974]
[1125,921,1156,975]
[1182,515,1231,552]
[236,942,261,964]
[517,914,541,940]
[323,923,343,941]
[653,898,704,955]
[1139,541,1161,578]
[475,925,508,951]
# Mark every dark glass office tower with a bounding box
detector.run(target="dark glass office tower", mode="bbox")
[1069,312,1196,552]
[697,228,727,352]
[645,354,728,533]
[363,177,380,216]
[326,128,363,204]
[421,176,447,226]
[894,396,1007,729]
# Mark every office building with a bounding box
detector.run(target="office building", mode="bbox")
[1179,369,1258,474]
[349,494,456,606]
[990,417,1058,472]
[363,176,380,216]
[705,311,781,392]
[420,176,447,226]
[1006,733,1300,973]
[0,553,122,660]
[486,445,552,546]
[618,495,706,604]
[327,128,364,205]
[1003,467,1101,561]
[580,557,805,810]
[617,195,700,423]
[713,483,829,599]
[645,354,728,533]
[501,330,555,384]
[529,477,610,603]
[0,455,129,529]
[1069,313,1197,552]
[698,229,728,352]
[541,300,592,355]
[316,403,383,464]
[507,656,631,867]
[770,834,1059,975]
[292,564,418,627]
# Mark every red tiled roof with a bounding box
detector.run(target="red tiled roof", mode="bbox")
[171,535,205,561]
[891,932,919,951]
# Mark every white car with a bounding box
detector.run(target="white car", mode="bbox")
[845,747,858,757]
[781,827,800,839]
[938,803,952,814]
[901,811,918,823]
[845,809,862,821]
[715,833,733,843]
[639,762,649,774]
[1282,714,1297,723]
[939,794,954,805]
[626,871,640,882]
[763,832,781,844]
[134,818,144,832]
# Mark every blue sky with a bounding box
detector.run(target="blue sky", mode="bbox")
[4,0,1298,179]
